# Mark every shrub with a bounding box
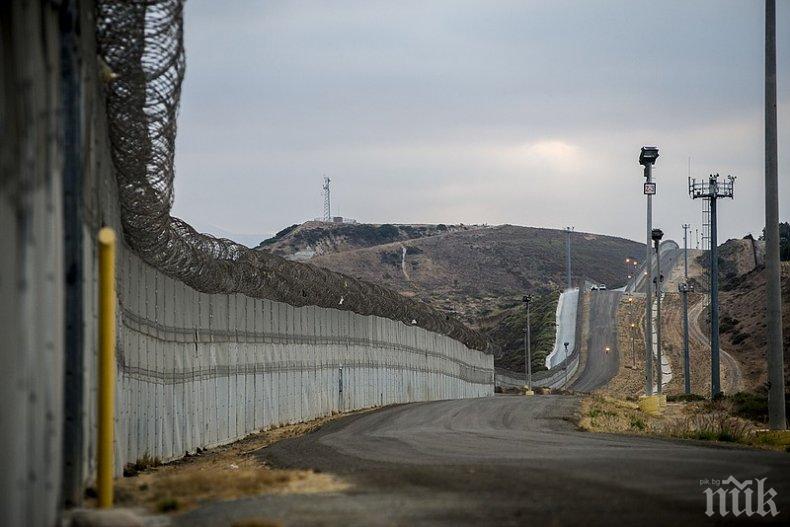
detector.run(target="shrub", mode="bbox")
[123,453,161,477]
[673,412,753,443]
[729,392,769,423]
[731,331,749,345]
[157,497,180,512]
[667,394,705,403]
[719,316,738,333]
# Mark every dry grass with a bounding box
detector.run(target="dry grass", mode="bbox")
[578,395,650,434]
[579,394,789,452]
[114,413,357,514]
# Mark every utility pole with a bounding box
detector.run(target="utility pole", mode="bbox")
[765,0,786,429]
[689,174,735,398]
[681,224,692,395]
[566,227,572,290]
[563,342,570,388]
[639,147,659,396]
[523,295,533,393]
[652,229,664,393]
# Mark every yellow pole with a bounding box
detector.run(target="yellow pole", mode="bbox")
[97,227,116,508]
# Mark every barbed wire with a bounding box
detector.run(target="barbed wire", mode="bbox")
[95,0,487,351]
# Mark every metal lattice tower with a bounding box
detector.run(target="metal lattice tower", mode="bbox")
[701,199,711,251]
[323,176,331,222]
[689,174,735,398]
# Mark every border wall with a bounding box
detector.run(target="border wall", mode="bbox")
[108,247,492,473]
[0,2,494,525]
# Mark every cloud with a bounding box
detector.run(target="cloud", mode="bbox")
[173,0,790,244]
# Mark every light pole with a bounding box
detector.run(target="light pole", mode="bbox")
[523,294,533,393]
[565,227,574,290]
[626,296,636,368]
[764,0,786,429]
[640,146,659,396]
[563,342,570,388]
[689,174,735,398]
[652,228,664,393]
[678,282,693,394]
[681,223,692,395]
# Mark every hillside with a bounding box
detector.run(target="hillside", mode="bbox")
[257,222,644,370]
[477,290,560,373]
[305,224,642,319]
[719,262,790,391]
[692,236,764,291]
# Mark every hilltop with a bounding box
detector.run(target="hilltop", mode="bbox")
[257,221,474,261]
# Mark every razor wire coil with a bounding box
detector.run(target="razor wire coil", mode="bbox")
[95,0,487,351]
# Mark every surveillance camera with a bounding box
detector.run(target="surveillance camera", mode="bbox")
[639,146,659,166]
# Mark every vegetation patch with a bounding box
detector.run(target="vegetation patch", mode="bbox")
[579,394,788,452]
[480,289,560,372]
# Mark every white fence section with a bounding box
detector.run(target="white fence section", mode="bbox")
[545,288,579,368]
[99,249,494,474]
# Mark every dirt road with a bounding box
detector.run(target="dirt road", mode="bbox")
[688,295,744,394]
[175,396,789,526]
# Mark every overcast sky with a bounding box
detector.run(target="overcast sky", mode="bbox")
[172,0,789,247]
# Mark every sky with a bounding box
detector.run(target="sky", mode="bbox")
[172,0,790,247]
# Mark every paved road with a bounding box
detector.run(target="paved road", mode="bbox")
[570,290,622,392]
[627,240,680,294]
[177,396,789,526]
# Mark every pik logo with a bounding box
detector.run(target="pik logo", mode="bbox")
[702,476,780,518]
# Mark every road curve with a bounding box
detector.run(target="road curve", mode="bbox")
[570,290,622,392]
[627,240,680,294]
[177,396,789,526]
